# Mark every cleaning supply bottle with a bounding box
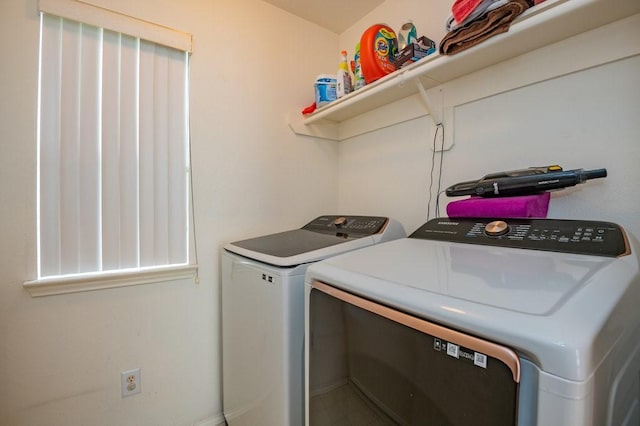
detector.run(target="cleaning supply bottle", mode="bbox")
[314,74,337,107]
[336,50,353,99]
[352,43,366,90]
[398,20,417,50]
[360,24,398,84]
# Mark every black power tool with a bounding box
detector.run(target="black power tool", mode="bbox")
[445,165,607,197]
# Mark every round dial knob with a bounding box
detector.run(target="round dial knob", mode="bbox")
[485,220,510,236]
[334,217,348,228]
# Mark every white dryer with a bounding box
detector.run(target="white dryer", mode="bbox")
[221,215,405,426]
[305,217,640,425]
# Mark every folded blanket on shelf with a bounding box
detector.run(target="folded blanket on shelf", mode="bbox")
[440,0,531,56]
[447,0,509,31]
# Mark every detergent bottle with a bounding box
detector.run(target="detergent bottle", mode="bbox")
[398,20,418,50]
[314,74,337,107]
[360,24,398,84]
[336,50,353,98]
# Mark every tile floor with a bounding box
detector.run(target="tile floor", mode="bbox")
[309,382,398,426]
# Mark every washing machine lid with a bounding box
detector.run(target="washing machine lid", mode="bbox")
[305,218,640,382]
[225,215,405,267]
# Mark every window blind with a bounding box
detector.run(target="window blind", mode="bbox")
[38,12,190,278]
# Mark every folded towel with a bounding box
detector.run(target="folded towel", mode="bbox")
[439,0,530,56]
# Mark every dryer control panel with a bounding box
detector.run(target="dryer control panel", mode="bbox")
[303,215,389,237]
[410,218,630,257]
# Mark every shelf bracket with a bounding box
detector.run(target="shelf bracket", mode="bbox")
[416,80,443,126]
[288,111,339,141]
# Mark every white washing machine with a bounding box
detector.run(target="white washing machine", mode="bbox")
[221,215,405,426]
[305,217,640,425]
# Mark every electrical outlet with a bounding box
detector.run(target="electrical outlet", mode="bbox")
[121,368,141,397]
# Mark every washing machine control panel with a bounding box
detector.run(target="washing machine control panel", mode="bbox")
[303,215,388,237]
[410,218,630,257]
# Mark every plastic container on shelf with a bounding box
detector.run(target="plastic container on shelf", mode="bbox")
[314,74,337,107]
[352,43,366,90]
[398,20,418,50]
[336,50,353,99]
[360,24,398,84]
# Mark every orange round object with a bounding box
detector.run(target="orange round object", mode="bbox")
[360,24,398,84]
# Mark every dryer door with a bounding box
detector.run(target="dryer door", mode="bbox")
[308,281,520,426]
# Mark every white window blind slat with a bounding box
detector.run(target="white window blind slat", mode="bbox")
[58,18,82,275]
[77,23,101,273]
[138,41,156,268]
[168,48,188,264]
[101,30,124,271]
[39,15,64,277]
[150,43,170,267]
[117,35,140,269]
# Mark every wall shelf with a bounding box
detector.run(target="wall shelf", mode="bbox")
[289,0,640,141]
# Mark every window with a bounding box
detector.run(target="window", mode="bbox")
[25,0,195,296]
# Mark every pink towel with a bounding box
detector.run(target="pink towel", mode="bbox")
[452,0,485,24]
[446,192,550,218]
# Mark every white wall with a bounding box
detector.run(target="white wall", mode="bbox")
[337,3,640,237]
[0,0,338,425]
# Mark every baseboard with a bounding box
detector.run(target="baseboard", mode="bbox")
[191,412,226,426]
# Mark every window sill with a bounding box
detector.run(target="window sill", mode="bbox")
[23,264,198,297]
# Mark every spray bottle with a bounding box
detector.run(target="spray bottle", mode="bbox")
[336,50,353,99]
[352,43,365,90]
